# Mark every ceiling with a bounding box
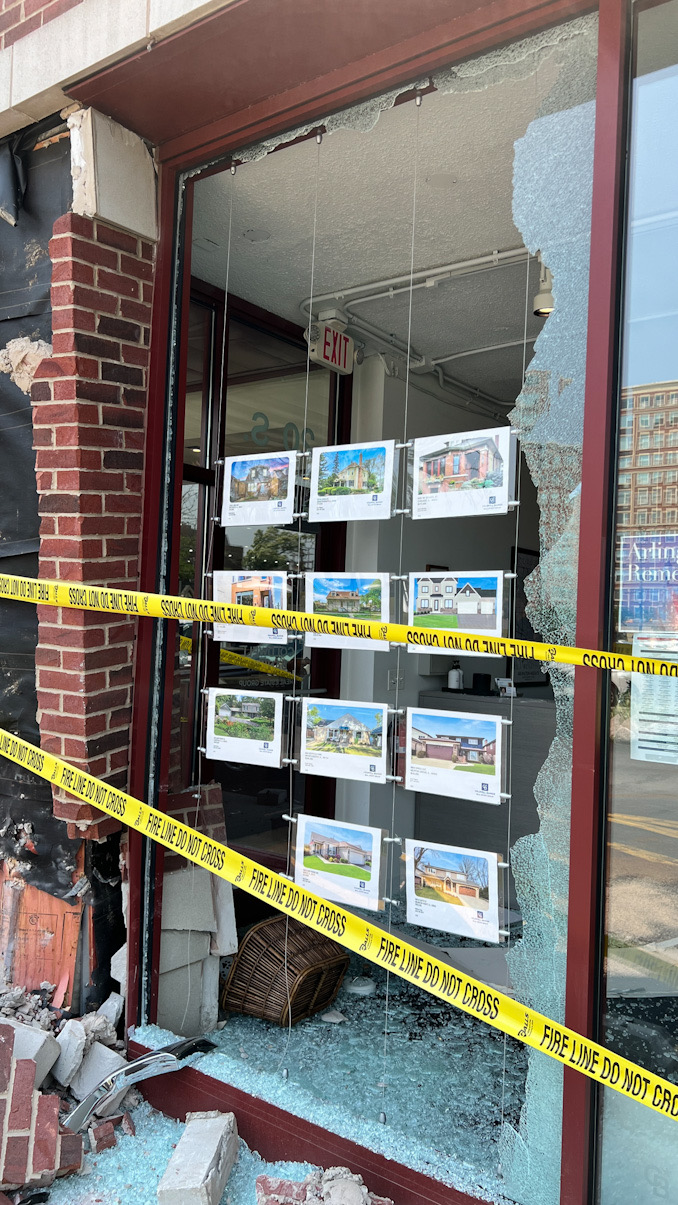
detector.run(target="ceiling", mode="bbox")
[191,65,563,405]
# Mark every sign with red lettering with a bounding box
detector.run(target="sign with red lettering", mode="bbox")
[308,323,354,375]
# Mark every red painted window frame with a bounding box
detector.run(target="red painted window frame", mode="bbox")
[127,2,632,1200]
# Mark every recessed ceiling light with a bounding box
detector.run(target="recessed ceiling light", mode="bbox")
[426,173,457,190]
[242,228,271,242]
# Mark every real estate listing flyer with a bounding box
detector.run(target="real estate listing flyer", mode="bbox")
[405,707,502,804]
[630,633,678,764]
[304,572,390,651]
[294,813,386,911]
[212,570,288,645]
[308,439,395,522]
[205,687,283,767]
[411,426,515,520]
[407,571,504,651]
[300,698,388,784]
[405,839,500,942]
[221,450,297,527]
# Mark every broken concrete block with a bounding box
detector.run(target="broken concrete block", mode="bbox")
[200,955,220,1034]
[97,992,124,1027]
[159,929,211,975]
[53,1019,86,1086]
[89,1121,117,1153]
[110,943,128,996]
[69,1042,127,1117]
[210,876,238,957]
[3,1018,60,1088]
[81,1012,117,1048]
[156,1111,238,1205]
[161,868,216,932]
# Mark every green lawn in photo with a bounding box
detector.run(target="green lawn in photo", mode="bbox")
[315,607,379,620]
[412,613,459,629]
[456,763,496,775]
[415,885,463,904]
[303,855,371,880]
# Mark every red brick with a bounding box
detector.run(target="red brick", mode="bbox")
[121,342,149,368]
[36,448,102,470]
[58,236,118,270]
[120,298,151,323]
[41,0,84,22]
[64,515,125,536]
[57,1131,83,1175]
[39,516,57,536]
[89,1120,117,1153]
[40,734,63,756]
[36,471,53,491]
[121,387,147,407]
[38,623,106,648]
[0,1023,14,1091]
[74,819,122,841]
[8,1059,35,1130]
[32,1092,59,1175]
[142,282,153,302]
[98,314,141,342]
[41,492,101,514]
[57,468,124,491]
[102,362,143,387]
[51,378,76,401]
[4,11,40,43]
[78,427,122,449]
[120,253,153,281]
[51,259,94,286]
[103,450,143,470]
[53,212,93,239]
[70,284,118,314]
[97,268,139,298]
[75,379,120,404]
[36,689,63,713]
[95,223,138,254]
[140,241,155,261]
[50,306,96,333]
[31,380,52,401]
[33,427,55,450]
[0,8,19,34]
[123,429,145,450]
[104,404,144,428]
[35,646,61,668]
[2,1133,29,1185]
[33,402,97,426]
[75,332,121,359]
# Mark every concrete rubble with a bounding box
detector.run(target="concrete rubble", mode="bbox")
[0,982,136,1193]
[156,1109,238,1205]
[255,1168,394,1205]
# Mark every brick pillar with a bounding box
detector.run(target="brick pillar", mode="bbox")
[31,213,155,840]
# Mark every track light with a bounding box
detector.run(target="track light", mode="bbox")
[533,259,554,317]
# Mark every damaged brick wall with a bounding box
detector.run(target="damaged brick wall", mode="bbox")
[0,0,84,50]
[31,212,156,841]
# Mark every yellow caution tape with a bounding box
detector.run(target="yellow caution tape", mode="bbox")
[0,724,677,1120]
[178,634,299,682]
[1,572,677,678]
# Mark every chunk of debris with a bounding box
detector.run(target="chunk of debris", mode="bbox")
[0,1022,83,1190]
[53,1018,86,1086]
[319,1010,346,1024]
[96,992,124,1028]
[2,1018,60,1087]
[69,1042,127,1114]
[0,337,52,394]
[89,1120,117,1153]
[121,1110,136,1137]
[156,1110,238,1205]
[255,1168,393,1205]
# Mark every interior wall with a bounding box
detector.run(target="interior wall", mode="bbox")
[336,356,541,838]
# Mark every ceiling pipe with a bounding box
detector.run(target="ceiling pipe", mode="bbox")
[432,337,537,366]
[299,246,529,321]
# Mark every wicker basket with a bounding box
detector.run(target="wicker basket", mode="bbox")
[220,915,349,1026]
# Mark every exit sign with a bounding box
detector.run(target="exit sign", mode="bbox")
[308,323,354,375]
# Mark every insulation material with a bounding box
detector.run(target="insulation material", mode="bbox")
[0,862,82,1005]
